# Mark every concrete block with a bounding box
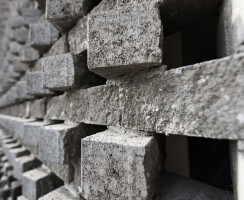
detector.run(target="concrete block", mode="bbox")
[15,27,29,44]
[29,23,59,52]
[46,0,97,31]
[16,81,34,101]
[23,121,50,156]
[38,123,84,182]
[88,2,163,78]
[29,99,46,119]
[9,42,22,55]
[26,72,54,96]
[68,16,87,54]
[20,46,40,64]
[13,155,41,180]
[80,130,161,200]
[42,53,83,90]
[38,186,80,200]
[12,62,29,73]
[19,9,43,25]
[9,16,25,29]
[22,167,63,200]
[7,147,29,166]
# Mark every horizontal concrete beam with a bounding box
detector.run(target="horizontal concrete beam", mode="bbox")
[46,53,244,139]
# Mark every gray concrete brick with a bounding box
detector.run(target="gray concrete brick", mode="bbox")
[38,123,84,182]
[13,155,41,180]
[12,62,29,73]
[45,0,97,32]
[80,130,161,200]
[9,42,22,55]
[15,27,29,44]
[22,167,63,200]
[7,147,29,166]
[23,121,50,156]
[38,186,80,200]
[19,8,43,25]
[88,2,163,78]
[29,99,46,120]
[68,16,87,54]
[16,81,34,101]
[20,46,40,64]
[26,72,54,96]
[42,53,83,90]
[29,23,59,52]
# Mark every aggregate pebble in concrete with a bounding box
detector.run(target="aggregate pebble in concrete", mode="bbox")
[88,2,163,78]
[81,130,161,200]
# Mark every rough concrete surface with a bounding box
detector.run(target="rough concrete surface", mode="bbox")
[81,130,161,200]
[88,2,163,78]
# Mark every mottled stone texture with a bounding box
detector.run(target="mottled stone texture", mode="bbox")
[26,72,54,96]
[46,53,244,139]
[88,2,163,78]
[29,23,59,52]
[68,16,87,54]
[20,47,40,64]
[42,53,83,90]
[81,130,161,200]
[46,0,100,32]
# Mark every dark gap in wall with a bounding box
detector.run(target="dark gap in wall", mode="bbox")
[163,16,218,70]
[188,137,232,191]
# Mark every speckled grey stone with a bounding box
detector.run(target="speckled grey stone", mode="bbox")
[16,81,34,101]
[46,53,244,140]
[88,2,163,78]
[42,53,83,90]
[23,121,50,156]
[29,99,47,119]
[12,62,29,73]
[29,23,59,52]
[38,186,80,200]
[81,130,161,200]
[22,167,63,200]
[20,46,40,64]
[45,0,98,32]
[26,72,54,96]
[68,16,87,54]
[38,123,84,183]
[9,42,22,55]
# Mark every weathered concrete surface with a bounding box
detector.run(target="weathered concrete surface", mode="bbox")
[23,121,50,156]
[88,2,163,78]
[20,46,40,64]
[154,172,233,200]
[22,167,63,200]
[38,123,84,183]
[14,27,29,44]
[91,0,221,35]
[39,186,80,200]
[81,130,161,200]
[46,53,244,139]
[68,16,87,54]
[29,23,59,52]
[42,53,83,90]
[16,81,34,101]
[29,98,47,119]
[45,0,100,32]
[26,72,54,96]
[230,140,244,200]
[218,0,244,56]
